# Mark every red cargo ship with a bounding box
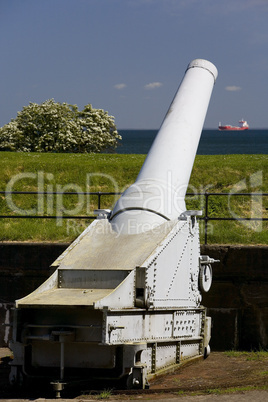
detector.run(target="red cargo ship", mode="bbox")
[218,120,249,131]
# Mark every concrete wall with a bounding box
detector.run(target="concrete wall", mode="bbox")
[0,242,267,350]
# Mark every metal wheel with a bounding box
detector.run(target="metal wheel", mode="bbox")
[204,344,211,359]
[199,264,212,292]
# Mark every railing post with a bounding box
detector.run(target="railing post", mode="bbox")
[98,192,101,209]
[204,192,209,245]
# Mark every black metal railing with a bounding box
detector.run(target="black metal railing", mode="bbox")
[0,191,267,244]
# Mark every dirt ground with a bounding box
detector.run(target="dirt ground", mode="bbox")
[148,351,268,394]
[0,348,267,399]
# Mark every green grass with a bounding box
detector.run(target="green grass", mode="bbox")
[203,385,268,394]
[96,389,112,399]
[0,152,267,243]
[224,350,268,360]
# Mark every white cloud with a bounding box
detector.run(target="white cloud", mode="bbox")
[225,86,242,92]
[144,82,163,90]
[114,83,126,90]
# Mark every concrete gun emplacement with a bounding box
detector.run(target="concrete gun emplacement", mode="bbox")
[10,59,218,396]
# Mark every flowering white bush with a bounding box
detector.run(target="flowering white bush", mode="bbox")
[0,99,121,153]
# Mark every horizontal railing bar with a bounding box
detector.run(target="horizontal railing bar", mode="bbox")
[1,191,122,195]
[199,193,268,196]
[0,215,95,219]
[188,193,268,196]
[1,191,267,196]
[200,217,268,221]
[1,215,267,221]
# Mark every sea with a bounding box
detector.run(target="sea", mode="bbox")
[116,129,268,155]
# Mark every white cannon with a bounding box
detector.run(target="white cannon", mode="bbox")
[10,59,218,395]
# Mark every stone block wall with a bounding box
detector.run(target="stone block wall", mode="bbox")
[202,245,268,350]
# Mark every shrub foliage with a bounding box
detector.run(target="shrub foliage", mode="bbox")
[0,99,121,152]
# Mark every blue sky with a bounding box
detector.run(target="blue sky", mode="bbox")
[1,0,268,129]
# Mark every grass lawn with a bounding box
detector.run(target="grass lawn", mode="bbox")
[0,152,267,243]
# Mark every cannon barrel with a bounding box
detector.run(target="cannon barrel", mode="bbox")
[111,59,218,234]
